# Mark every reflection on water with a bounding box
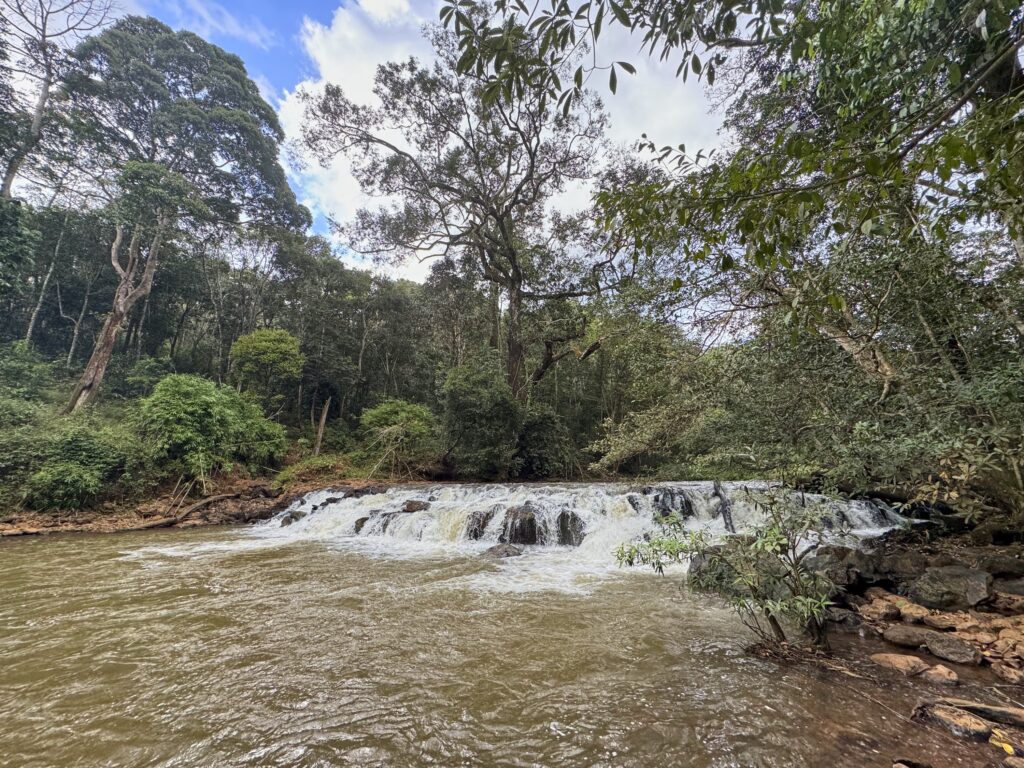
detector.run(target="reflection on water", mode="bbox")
[0,519,976,767]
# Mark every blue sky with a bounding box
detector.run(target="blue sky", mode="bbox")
[127,0,719,277]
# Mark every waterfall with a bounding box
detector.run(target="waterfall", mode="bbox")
[258,482,903,557]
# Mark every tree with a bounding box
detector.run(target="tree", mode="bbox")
[358,399,440,477]
[0,0,112,198]
[62,16,308,411]
[301,27,615,399]
[229,328,304,415]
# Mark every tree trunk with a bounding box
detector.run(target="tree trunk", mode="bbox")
[2,72,51,199]
[506,287,527,400]
[65,279,94,369]
[25,211,69,344]
[66,308,124,412]
[66,222,165,412]
[313,396,332,456]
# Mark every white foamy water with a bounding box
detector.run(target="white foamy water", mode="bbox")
[127,482,903,594]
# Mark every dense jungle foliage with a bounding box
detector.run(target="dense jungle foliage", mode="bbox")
[0,1,1021,522]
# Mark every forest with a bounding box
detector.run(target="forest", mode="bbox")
[0,0,1021,524]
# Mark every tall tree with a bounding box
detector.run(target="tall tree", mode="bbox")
[301,28,613,399]
[63,16,308,411]
[0,0,111,198]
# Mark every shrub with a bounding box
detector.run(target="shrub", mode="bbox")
[0,341,53,399]
[358,399,439,476]
[139,374,285,482]
[107,356,173,399]
[617,490,836,649]
[24,461,102,510]
[274,453,349,489]
[442,356,522,478]
[229,329,304,414]
[516,404,574,479]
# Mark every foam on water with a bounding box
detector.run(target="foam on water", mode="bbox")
[127,482,903,594]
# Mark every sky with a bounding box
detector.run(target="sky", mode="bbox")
[126,0,721,278]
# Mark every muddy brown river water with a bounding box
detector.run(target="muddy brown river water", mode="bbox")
[0,490,987,767]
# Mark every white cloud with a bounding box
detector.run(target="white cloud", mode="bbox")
[153,0,277,49]
[280,1,720,281]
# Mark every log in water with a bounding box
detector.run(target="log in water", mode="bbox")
[0,483,977,766]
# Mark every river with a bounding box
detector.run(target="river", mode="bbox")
[0,483,979,766]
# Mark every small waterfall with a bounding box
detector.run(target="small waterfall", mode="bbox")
[260,482,903,557]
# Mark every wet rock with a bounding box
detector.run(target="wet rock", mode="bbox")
[883,625,937,648]
[402,500,430,513]
[933,698,1024,728]
[642,486,694,518]
[280,514,294,527]
[322,496,342,505]
[909,566,992,611]
[824,606,862,630]
[921,665,959,686]
[481,543,522,558]
[500,504,539,546]
[465,506,499,540]
[1005,758,1024,768]
[344,484,389,499]
[557,510,585,546]
[892,760,932,768]
[993,663,1024,685]
[925,634,983,665]
[354,516,369,534]
[869,653,930,676]
[912,703,991,740]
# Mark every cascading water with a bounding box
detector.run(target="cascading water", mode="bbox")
[254,482,903,577]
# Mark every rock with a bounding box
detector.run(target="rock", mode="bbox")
[824,606,862,630]
[465,505,499,539]
[500,505,539,545]
[899,602,931,624]
[993,592,1024,614]
[883,625,938,648]
[925,633,983,665]
[866,586,898,601]
[870,653,930,676]
[481,543,522,559]
[354,516,369,534]
[923,612,970,631]
[860,599,902,622]
[970,521,1020,546]
[344,484,389,499]
[993,663,1024,685]
[997,577,1024,596]
[921,665,959,686]
[1005,758,1024,768]
[909,566,992,611]
[980,555,1024,579]
[401,500,430,513]
[280,514,294,527]
[892,760,932,768]
[912,703,991,740]
[954,630,997,645]
[557,510,585,546]
[933,698,1024,728]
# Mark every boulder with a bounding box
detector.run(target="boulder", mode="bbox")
[921,665,959,686]
[912,704,991,741]
[481,543,523,559]
[344,484,389,499]
[401,500,430,513]
[925,634,983,665]
[883,625,938,648]
[465,506,499,540]
[869,653,930,676]
[280,514,294,527]
[899,602,931,624]
[500,504,540,545]
[354,516,369,534]
[557,510,585,546]
[909,566,992,610]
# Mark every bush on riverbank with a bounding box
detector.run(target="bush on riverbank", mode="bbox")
[139,374,286,487]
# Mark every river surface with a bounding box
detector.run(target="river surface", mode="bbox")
[0,484,977,767]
